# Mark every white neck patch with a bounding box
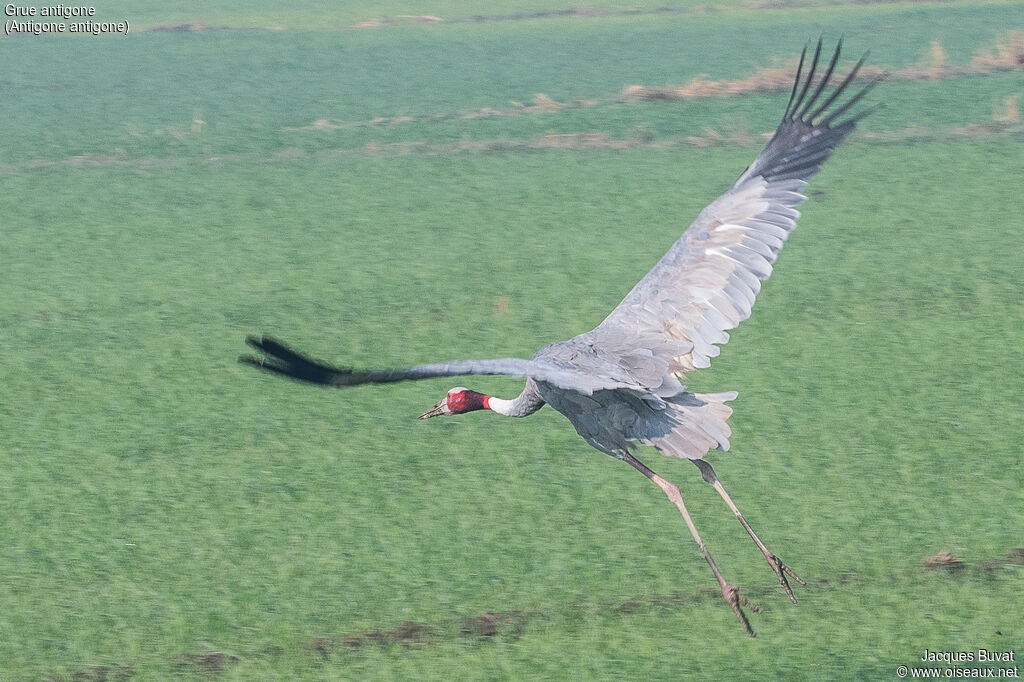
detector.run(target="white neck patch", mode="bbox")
[486,396,516,416]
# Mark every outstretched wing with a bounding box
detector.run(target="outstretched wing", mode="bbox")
[594,39,876,375]
[240,336,642,396]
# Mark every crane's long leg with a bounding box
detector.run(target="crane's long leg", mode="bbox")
[621,452,759,636]
[693,459,806,604]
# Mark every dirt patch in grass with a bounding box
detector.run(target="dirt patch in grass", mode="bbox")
[981,548,1024,573]
[333,620,435,651]
[40,549,1023,677]
[44,666,134,682]
[312,636,334,659]
[177,652,241,677]
[460,609,528,638]
[321,609,530,655]
[5,115,1022,176]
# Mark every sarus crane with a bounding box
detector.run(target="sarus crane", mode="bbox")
[241,40,876,636]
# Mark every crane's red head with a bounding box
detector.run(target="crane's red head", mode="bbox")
[418,387,490,419]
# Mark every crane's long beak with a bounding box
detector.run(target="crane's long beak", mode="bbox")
[418,399,447,420]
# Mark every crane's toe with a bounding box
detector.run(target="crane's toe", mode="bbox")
[765,553,806,604]
[723,583,760,637]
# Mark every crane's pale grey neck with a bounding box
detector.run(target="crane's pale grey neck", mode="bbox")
[488,379,545,417]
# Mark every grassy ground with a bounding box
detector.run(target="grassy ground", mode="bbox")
[2,1,1022,679]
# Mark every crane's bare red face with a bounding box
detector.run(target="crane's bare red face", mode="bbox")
[418,387,488,419]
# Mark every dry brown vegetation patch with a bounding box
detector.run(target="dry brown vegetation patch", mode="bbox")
[924,547,1024,576]
[924,550,965,572]
[623,60,888,101]
[536,132,631,149]
[278,32,1024,140]
[623,59,826,101]
[971,29,1024,71]
[622,32,1023,102]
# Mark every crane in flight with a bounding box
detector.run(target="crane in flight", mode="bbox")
[241,39,875,636]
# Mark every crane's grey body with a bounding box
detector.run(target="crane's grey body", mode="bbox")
[241,39,876,636]
[528,335,737,459]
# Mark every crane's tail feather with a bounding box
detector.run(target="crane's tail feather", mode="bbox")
[632,391,738,460]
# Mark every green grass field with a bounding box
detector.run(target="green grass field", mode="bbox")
[2,1,1023,679]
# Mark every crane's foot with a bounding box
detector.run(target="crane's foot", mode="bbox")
[723,583,760,637]
[763,552,806,604]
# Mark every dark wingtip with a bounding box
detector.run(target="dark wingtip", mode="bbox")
[748,39,876,184]
[819,70,880,127]
[788,37,824,122]
[795,37,843,121]
[782,41,809,121]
